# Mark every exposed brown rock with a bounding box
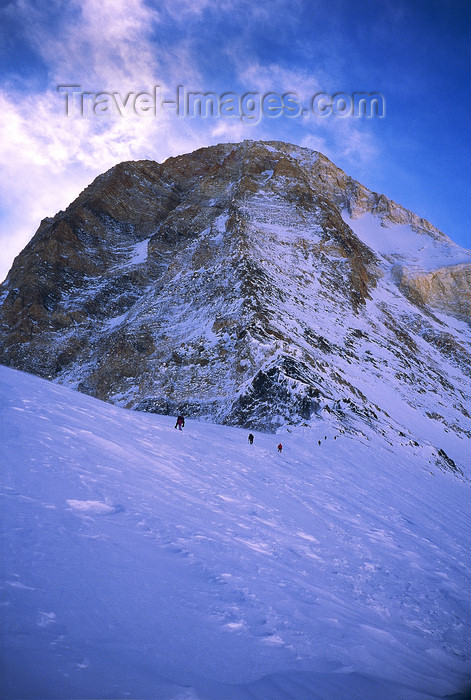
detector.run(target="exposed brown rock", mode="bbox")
[396,263,471,320]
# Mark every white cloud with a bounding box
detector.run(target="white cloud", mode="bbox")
[232,59,381,170]
[236,62,323,100]
[25,0,160,88]
[0,0,200,280]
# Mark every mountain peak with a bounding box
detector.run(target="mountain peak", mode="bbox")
[0,140,470,448]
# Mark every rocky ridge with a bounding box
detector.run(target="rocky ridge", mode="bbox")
[0,140,470,472]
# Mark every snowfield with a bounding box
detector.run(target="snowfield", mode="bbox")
[1,365,470,699]
[341,211,471,272]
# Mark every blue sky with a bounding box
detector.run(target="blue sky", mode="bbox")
[1,0,470,281]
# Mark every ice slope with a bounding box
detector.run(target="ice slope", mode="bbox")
[1,365,470,700]
[342,211,471,271]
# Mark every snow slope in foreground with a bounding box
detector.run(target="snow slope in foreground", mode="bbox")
[1,365,470,700]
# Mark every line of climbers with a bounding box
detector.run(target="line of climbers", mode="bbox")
[175,417,340,450]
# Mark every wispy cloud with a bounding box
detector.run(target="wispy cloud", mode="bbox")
[20,0,160,88]
[230,58,381,168]
[0,0,190,280]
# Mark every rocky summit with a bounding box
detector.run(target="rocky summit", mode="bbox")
[0,140,470,458]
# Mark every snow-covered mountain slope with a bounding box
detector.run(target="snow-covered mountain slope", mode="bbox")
[342,211,471,318]
[1,365,470,700]
[341,210,471,272]
[0,140,470,439]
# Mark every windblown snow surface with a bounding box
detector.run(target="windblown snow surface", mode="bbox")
[1,365,470,700]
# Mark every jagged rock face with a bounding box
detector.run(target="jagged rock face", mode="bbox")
[1,140,471,437]
[394,263,471,319]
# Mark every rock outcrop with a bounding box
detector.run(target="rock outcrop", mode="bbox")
[394,263,471,319]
